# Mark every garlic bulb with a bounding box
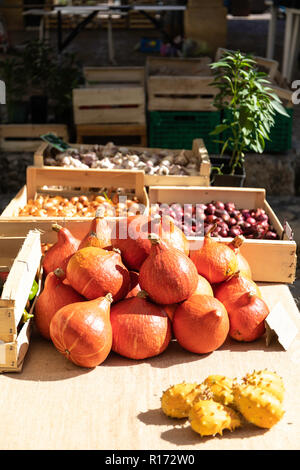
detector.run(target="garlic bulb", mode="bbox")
[46,142,200,176]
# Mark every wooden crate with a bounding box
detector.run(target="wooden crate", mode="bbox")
[0,230,42,373]
[0,166,149,243]
[73,67,146,125]
[146,56,217,112]
[0,124,69,153]
[75,123,148,146]
[148,186,297,284]
[33,138,211,187]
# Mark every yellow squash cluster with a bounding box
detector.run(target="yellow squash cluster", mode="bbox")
[160,369,285,438]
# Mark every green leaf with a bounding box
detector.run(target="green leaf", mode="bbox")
[271,100,290,117]
[209,123,230,135]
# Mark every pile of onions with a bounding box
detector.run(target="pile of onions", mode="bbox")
[153,200,278,240]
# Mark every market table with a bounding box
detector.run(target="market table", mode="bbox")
[54,3,187,63]
[0,283,299,450]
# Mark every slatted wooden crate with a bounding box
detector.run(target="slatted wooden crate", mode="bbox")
[146,56,216,112]
[0,230,42,373]
[149,186,297,284]
[0,124,69,152]
[33,138,211,187]
[0,166,149,243]
[73,67,146,125]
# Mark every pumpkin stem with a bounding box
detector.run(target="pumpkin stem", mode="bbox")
[230,235,245,249]
[137,290,149,299]
[148,233,160,245]
[105,293,114,303]
[52,223,62,232]
[224,270,240,282]
[205,223,218,237]
[112,247,121,255]
[54,268,66,279]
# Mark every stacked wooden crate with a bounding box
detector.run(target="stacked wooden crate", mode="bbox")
[146,56,221,154]
[73,67,147,146]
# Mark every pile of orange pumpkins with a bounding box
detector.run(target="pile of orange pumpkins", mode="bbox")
[34,210,270,368]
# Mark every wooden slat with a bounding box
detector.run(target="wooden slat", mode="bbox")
[0,124,68,139]
[149,186,267,209]
[0,124,69,153]
[147,96,216,112]
[74,106,146,125]
[83,66,145,85]
[148,76,215,95]
[73,87,145,107]
[144,174,210,187]
[26,166,146,202]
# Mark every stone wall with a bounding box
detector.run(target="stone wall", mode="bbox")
[0,152,33,195]
[244,151,299,196]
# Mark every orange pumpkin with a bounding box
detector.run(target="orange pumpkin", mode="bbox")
[50,294,113,368]
[173,294,229,354]
[66,246,130,302]
[189,226,238,284]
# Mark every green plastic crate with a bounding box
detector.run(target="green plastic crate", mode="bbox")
[222,107,293,154]
[265,107,293,153]
[148,111,221,154]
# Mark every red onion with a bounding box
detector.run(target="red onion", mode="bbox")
[215,201,225,211]
[228,217,237,226]
[265,231,278,240]
[206,214,217,224]
[246,217,256,225]
[205,203,216,215]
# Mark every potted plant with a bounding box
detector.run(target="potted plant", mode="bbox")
[0,56,29,123]
[22,40,55,123]
[209,50,289,187]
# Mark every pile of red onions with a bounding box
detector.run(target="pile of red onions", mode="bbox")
[153,200,279,240]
